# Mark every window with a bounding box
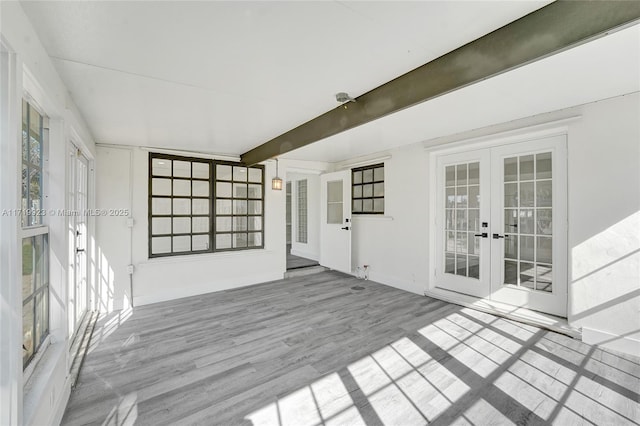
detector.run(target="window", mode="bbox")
[352,163,384,214]
[149,153,264,257]
[21,100,49,369]
[296,180,307,243]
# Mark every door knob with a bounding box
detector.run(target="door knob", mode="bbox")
[76,248,85,253]
[474,233,488,238]
[341,226,350,231]
[492,234,505,239]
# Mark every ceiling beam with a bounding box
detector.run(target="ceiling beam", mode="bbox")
[241,1,640,166]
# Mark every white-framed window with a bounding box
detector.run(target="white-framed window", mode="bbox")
[352,163,384,214]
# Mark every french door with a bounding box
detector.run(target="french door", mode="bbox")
[435,135,567,317]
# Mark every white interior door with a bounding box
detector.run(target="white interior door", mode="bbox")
[434,135,567,317]
[320,170,351,273]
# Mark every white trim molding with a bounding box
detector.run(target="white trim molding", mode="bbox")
[582,327,640,357]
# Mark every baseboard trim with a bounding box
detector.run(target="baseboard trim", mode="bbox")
[582,327,640,357]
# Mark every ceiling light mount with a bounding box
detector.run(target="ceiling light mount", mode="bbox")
[335,92,356,103]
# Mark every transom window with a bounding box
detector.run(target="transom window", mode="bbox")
[352,163,384,214]
[148,153,264,257]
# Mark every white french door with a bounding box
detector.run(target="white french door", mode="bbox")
[320,170,351,274]
[435,135,567,317]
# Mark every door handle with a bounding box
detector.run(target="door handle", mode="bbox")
[76,248,85,253]
[492,234,505,239]
[474,233,488,238]
[341,226,350,231]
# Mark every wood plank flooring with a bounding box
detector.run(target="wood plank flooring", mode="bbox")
[62,271,640,425]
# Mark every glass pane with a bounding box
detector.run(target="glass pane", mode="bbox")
[468,209,479,232]
[373,198,384,213]
[327,181,342,203]
[445,253,455,274]
[456,210,467,231]
[505,235,518,260]
[468,185,479,208]
[445,166,455,187]
[192,181,209,197]
[151,237,171,254]
[504,157,518,182]
[536,264,553,292]
[520,236,534,262]
[362,169,373,183]
[216,234,231,249]
[519,182,534,207]
[173,179,191,197]
[248,168,262,183]
[519,209,535,234]
[152,158,171,176]
[456,187,467,208]
[248,200,262,214]
[362,199,373,212]
[536,152,552,179]
[23,299,34,366]
[537,237,553,264]
[29,133,41,166]
[353,171,362,185]
[468,162,479,185]
[29,169,41,210]
[374,167,384,181]
[22,237,34,300]
[503,183,517,208]
[352,200,362,213]
[248,217,262,231]
[216,217,232,232]
[248,184,262,199]
[456,255,467,276]
[151,198,171,215]
[446,188,455,208]
[217,165,232,181]
[353,186,362,198]
[363,184,373,198]
[173,198,190,215]
[152,178,171,196]
[22,164,28,223]
[456,232,467,254]
[233,166,247,182]
[520,262,535,289]
[22,101,28,163]
[504,209,518,233]
[504,260,517,285]
[192,217,209,233]
[173,161,191,178]
[234,233,248,248]
[537,209,552,235]
[468,232,479,255]
[234,217,247,231]
[248,232,262,247]
[152,217,171,235]
[216,182,232,198]
[445,209,455,230]
[173,217,190,234]
[192,162,209,179]
[233,183,248,198]
[233,200,247,214]
[519,155,534,181]
[216,200,232,215]
[468,256,479,279]
[456,164,467,185]
[34,235,45,289]
[35,293,45,347]
[173,236,190,252]
[537,180,552,207]
[446,231,456,252]
[29,105,41,136]
[327,203,342,224]
[192,235,209,251]
[192,199,209,215]
[373,183,384,197]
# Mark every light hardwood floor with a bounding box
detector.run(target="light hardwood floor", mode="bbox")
[62,271,640,425]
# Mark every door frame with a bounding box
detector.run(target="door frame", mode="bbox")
[428,122,572,317]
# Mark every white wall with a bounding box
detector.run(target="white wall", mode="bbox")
[0,2,96,425]
[94,148,286,308]
[288,172,321,261]
[348,92,640,355]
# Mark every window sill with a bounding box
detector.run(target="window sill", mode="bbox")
[140,248,275,266]
[352,215,394,221]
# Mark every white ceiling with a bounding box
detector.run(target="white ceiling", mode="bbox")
[20,1,639,163]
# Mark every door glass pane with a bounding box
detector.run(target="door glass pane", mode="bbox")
[504,260,517,285]
[327,181,343,224]
[537,237,552,264]
[536,153,552,179]
[537,209,552,235]
[327,181,342,202]
[505,235,518,260]
[468,185,479,208]
[456,164,467,185]
[445,166,455,187]
[468,209,479,232]
[468,256,479,279]
[504,157,518,182]
[519,210,535,234]
[445,253,455,274]
[456,255,467,277]
[327,204,342,224]
[520,182,534,207]
[537,180,552,207]
[520,262,535,289]
[23,299,34,366]
[468,162,479,185]
[519,155,534,181]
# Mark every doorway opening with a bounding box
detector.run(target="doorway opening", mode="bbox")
[285,175,320,271]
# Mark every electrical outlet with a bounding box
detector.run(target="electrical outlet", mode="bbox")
[126,217,135,228]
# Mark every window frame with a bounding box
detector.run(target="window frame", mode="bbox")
[351,163,385,215]
[148,153,265,258]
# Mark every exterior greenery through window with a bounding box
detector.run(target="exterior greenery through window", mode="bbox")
[22,99,49,369]
[352,163,384,214]
[149,153,264,257]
